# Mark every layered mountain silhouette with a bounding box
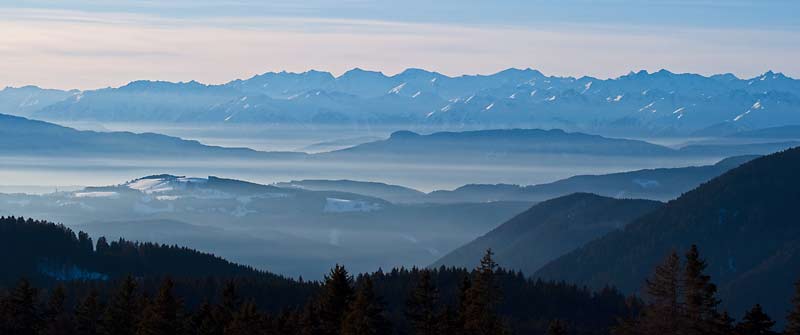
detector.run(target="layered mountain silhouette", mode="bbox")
[0,174,530,278]
[0,113,302,158]
[534,146,800,318]
[431,193,661,274]
[424,155,757,202]
[281,155,756,204]
[0,68,796,135]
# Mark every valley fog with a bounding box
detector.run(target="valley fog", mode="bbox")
[1,153,720,193]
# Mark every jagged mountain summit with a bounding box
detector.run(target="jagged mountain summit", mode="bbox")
[2,68,797,136]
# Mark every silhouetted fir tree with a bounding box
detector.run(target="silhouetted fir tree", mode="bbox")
[137,278,185,335]
[101,275,141,335]
[786,280,800,335]
[341,277,390,335]
[96,236,110,254]
[406,270,440,335]
[735,304,776,335]
[638,251,682,335]
[462,249,506,335]
[547,319,568,335]
[0,279,41,335]
[40,285,74,335]
[272,309,299,335]
[78,231,94,254]
[215,281,241,332]
[436,306,460,335]
[297,301,322,335]
[318,264,354,335]
[611,296,644,335]
[682,245,721,335]
[714,311,735,335]
[224,300,262,335]
[193,301,217,335]
[75,290,104,335]
[454,274,471,332]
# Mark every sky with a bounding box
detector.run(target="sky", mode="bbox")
[1,0,799,90]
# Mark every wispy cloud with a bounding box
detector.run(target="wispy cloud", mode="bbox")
[1,8,798,90]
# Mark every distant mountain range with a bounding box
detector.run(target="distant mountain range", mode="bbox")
[0,113,302,159]
[6,112,794,166]
[534,146,800,319]
[423,155,757,202]
[282,155,756,204]
[431,193,661,274]
[0,86,77,117]
[320,129,796,166]
[3,68,800,135]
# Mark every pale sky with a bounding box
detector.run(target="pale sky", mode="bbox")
[1,0,798,90]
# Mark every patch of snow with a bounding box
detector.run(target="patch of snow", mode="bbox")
[388,82,406,94]
[582,81,592,94]
[18,98,39,107]
[74,191,119,198]
[639,101,655,112]
[127,178,174,194]
[324,198,382,213]
[734,110,751,122]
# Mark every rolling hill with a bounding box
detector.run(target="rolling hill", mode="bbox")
[534,146,800,318]
[431,193,662,275]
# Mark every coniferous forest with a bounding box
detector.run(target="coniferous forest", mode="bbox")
[3,216,800,334]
